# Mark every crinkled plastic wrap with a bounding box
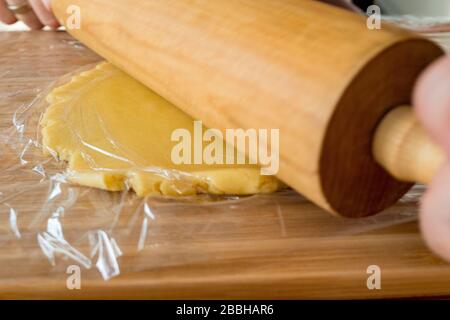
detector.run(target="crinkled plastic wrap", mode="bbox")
[0,63,424,282]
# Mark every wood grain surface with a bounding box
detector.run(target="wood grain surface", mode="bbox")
[1,31,450,299]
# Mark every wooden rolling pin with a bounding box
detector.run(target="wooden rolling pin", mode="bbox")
[51,0,446,217]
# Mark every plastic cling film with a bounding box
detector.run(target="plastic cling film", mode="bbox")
[39,62,285,198]
[0,61,424,281]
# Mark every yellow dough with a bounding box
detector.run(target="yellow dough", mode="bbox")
[41,62,283,196]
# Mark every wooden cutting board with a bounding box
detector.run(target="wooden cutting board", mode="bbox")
[1,31,450,299]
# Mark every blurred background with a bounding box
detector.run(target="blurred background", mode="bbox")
[375,0,450,16]
[372,0,450,52]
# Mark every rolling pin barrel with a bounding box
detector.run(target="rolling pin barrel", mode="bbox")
[52,0,445,217]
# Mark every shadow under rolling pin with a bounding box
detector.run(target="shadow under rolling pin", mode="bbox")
[374,106,446,185]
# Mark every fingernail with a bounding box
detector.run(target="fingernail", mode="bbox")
[43,0,52,11]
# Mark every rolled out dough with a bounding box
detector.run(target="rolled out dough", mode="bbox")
[41,62,283,196]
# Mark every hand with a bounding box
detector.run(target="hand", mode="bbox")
[414,56,450,261]
[0,0,59,30]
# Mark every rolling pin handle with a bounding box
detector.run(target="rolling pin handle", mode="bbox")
[373,106,446,185]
